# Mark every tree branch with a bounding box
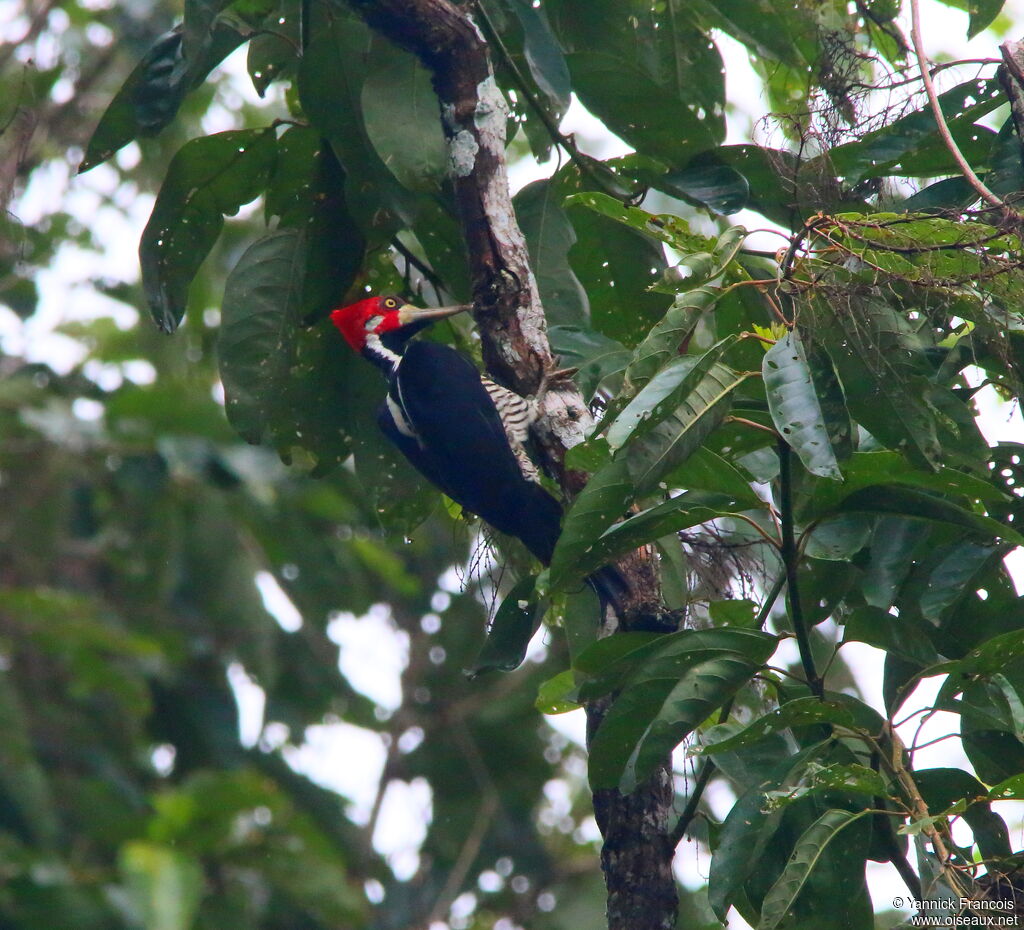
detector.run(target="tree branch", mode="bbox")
[343,3,675,927]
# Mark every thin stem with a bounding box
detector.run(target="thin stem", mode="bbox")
[908,0,1008,211]
[777,439,822,698]
[725,415,779,438]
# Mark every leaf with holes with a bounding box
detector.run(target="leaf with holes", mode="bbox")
[764,329,851,479]
[140,128,277,332]
[621,364,750,496]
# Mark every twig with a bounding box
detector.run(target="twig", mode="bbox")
[908,0,1008,212]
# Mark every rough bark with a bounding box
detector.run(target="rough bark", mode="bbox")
[999,38,1024,154]
[343,2,676,928]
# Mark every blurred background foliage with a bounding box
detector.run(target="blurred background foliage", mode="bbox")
[4,0,1024,928]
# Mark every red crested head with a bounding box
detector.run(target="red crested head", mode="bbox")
[330,295,472,356]
[330,295,402,353]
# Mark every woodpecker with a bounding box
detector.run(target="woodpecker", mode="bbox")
[330,294,624,612]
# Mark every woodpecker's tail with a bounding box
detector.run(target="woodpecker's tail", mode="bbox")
[586,563,629,618]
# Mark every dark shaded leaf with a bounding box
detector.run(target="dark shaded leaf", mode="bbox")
[80,24,247,172]
[764,328,852,479]
[140,128,276,332]
[467,576,543,675]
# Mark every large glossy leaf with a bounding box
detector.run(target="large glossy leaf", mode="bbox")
[826,79,1004,183]
[566,200,673,346]
[264,126,365,322]
[699,695,873,756]
[841,606,939,667]
[551,0,724,167]
[624,287,720,392]
[219,230,304,444]
[515,180,588,325]
[508,0,570,108]
[759,809,869,930]
[589,636,776,791]
[546,458,634,593]
[804,451,1007,519]
[708,744,828,921]
[361,52,447,191]
[547,325,630,400]
[620,364,749,495]
[140,128,276,332]
[838,486,1023,546]
[804,295,943,470]
[559,490,752,583]
[297,18,415,239]
[80,24,246,172]
[608,337,737,450]
[764,329,851,479]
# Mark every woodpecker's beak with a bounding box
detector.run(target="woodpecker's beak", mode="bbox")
[396,303,471,326]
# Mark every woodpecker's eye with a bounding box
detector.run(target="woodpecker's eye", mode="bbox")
[382,296,399,309]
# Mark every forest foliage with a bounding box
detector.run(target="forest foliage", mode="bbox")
[5,0,1024,927]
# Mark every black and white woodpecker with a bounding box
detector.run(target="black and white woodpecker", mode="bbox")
[330,294,623,613]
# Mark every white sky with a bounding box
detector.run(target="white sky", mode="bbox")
[7,0,1024,925]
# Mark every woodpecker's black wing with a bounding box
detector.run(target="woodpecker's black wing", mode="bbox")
[379,340,563,563]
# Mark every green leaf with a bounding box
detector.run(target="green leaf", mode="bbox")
[620,364,749,495]
[804,296,942,470]
[764,329,851,479]
[515,180,588,325]
[708,743,829,921]
[861,517,927,609]
[919,541,998,621]
[624,287,720,392]
[361,51,447,191]
[547,458,635,593]
[467,576,543,676]
[548,325,630,400]
[80,24,247,172]
[804,451,1008,518]
[120,842,203,930]
[564,43,722,167]
[265,126,365,321]
[759,809,868,930]
[658,161,750,214]
[699,697,856,756]
[968,0,1006,38]
[590,645,773,791]
[218,230,304,444]
[838,486,1023,546]
[841,606,939,667]
[508,0,571,108]
[248,30,296,97]
[608,336,737,450]
[140,128,276,332]
[182,0,232,61]
[566,199,673,346]
[535,669,580,714]
[827,79,1004,183]
[664,447,761,508]
[298,18,415,240]
[575,627,775,699]
[567,490,752,581]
